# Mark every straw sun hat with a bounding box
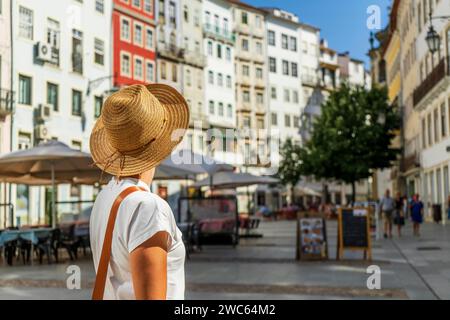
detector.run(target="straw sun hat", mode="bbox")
[90,84,189,177]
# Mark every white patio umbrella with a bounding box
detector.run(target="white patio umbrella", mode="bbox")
[0,141,96,228]
[193,171,279,189]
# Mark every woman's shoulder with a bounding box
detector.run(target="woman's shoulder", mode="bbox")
[126,191,174,220]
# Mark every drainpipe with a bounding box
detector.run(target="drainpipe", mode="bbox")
[8,0,14,222]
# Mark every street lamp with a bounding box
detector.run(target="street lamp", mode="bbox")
[425,24,441,54]
[425,4,450,54]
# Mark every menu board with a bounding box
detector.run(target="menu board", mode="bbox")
[337,208,372,260]
[297,218,328,260]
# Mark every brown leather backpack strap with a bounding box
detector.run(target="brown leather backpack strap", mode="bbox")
[92,185,147,300]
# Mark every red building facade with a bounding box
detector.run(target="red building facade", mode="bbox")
[113,0,156,87]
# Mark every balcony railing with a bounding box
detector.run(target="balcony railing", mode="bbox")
[302,74,318,87]
[184,50,206,68]
[400,152,420,173]
[0,89,15,116]
[203,24,235,44]
[157,42,185,61]
[414,57,449,107]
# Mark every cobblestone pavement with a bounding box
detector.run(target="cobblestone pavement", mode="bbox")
[0,219,449,300]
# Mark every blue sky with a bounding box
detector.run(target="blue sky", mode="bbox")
[247,0,392,68]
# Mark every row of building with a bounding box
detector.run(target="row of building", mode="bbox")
[370,0,450,223]
[0,0,370,226]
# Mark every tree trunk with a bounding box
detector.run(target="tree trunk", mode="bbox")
[290,184,295,205]
[351,181,356,206]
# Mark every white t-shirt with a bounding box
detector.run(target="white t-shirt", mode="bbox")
[90,177,185,300]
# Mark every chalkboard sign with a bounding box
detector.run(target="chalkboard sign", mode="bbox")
[337,208,372,260]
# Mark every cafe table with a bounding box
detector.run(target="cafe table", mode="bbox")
[0,228,53,266]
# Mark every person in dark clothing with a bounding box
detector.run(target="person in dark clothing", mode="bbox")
[410,194,424,237]
[393,192,405,237]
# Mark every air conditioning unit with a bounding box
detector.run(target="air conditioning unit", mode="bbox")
[36,42,52,62]
[37,103,52,121]
[35,125,50,141]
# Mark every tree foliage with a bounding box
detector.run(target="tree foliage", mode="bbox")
[300,84,400,200]
[278,138,303,191]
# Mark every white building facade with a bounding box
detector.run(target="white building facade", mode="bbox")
[10,0,112,226]
[265,8,303,146]
[202,0,236,164]
[416,0,450,224]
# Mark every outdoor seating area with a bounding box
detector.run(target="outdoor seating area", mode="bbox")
[0,221,90,266]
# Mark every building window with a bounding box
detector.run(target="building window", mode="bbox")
[293,116,300,128]
[427,113,432,146]
[441,103,446,138]
[271,113,277,126]
[285,114,291,127]
[269,57,276,73]
[72,29,83,74]
[172,63,177,82]
[217,73,223,86]
[256,67,263,79]
[291,62,298,77]
[255,15,261,28]
[134,23,143,46]
[169,1,176,27]
[434,108,439,143]
[95,0,104,13]
[271,87,277,99]
[281,34,288,49]
[226,47,231,60]
[47,82,59,111]
[145,27,154,49]
[207,41,213,56]
[256,41,262,55]
[227,104,232,118]
[241,39,249,51]
[132,0,141,9]
[144,0,152,13]
[226,75,231,88]
[121,18,131,41]
[72,89,82,116]
[293,90,299,104]
[242,65,249,76]
[18,75,32,105]
[282,60,289,75]
[241,12,248,24]
[218,103,224,116]
[268,30,275,46]
[94,95,103,118]
[160,61,167,79]
[208,71,214,84]
[290,36,297,51]
[256,93,263,105]
[209,101,214,114]
[243,90,250,103]
[284,89,290,102]
[121,52,131,76]
[19,6,33,40]
[146,61,154,82]
[217,44,222,58]
[422,118,426,148]
[94,38,104,65]
[46,18,60,49]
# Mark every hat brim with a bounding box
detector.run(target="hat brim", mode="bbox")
[90,84,190,176]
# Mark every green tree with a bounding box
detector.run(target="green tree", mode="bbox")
[278,138,303,204]
[300,84,400,203]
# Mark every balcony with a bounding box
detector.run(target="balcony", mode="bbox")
[157,42,185,62]
[184,50,206,68]
[302,74,318,87]
[400,152,420,174]
[414,57,450,110]
[203,24,235,45]
[0,89,14,117]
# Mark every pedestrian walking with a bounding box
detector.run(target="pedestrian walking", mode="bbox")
[89,84,189,300]
[410,194,424,237]
[393,192,405,237]
[379,189,395,238]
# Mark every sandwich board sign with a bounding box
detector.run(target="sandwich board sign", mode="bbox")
[296,217,328,261]
[337,207,372,260]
